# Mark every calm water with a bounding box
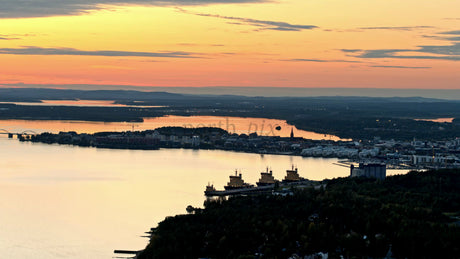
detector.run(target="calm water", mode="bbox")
[0,119,401,258]
[0,116,346,140]
[414,117,455,123]
[0,137,355,258]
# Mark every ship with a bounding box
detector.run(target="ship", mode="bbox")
[257,167,277,186]
[204,183,216,195]
[224,170,254,190]
[283,165,302,182]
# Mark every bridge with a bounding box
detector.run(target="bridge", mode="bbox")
[0,129,38,138]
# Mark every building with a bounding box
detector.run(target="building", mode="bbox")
[191,136,200,147]
[350,163,386,180]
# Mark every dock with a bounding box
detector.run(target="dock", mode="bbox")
[113,250,142,255]
[205,180,314,197]
[205,185,274,196]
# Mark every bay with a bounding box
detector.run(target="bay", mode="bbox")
[0,118,401,258]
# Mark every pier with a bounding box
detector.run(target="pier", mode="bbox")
[114,250,142,255]
[205,180,315,197]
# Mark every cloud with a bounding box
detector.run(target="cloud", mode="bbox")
[439,30,460,35]
[0,33,34,40]
[421,35,460,41]
[176,43,225,47]
[0,37,20,40]
[359,26,434,31]
[342,42,460,61]
[445,37,460,41]
[283,58,362,63]
[340,49,362,53]
[370,65,431,69]
[0,46,198,58]
[0,0,268,19]
[176,8,317,31]
[421,30,460,42]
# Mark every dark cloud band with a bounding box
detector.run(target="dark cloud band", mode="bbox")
[370,65,431,69]
[342,42,460,61]
[176,8,317,31]
[282,58,361,63]
[358,26,434,31]
[0,46,198,58]
[0,0,267,19]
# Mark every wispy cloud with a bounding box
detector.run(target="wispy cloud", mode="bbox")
[421,35,460,41]
[342,42,460,61]
[283,58,362,63]
[439,30,460,35]
[340,49,362,53]
[0,33,35,40]
[0,37,19,40]
[370,65,431,69]
[0,0,269,19]
[176,8,317,31]
[359,26,434,31]
[0,46,199,58]
[421,30,460,42]
[176,43,225,47]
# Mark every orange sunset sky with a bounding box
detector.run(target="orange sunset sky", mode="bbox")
[0,0,459,89]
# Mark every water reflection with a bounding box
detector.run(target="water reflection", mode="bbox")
[0,138,349,259]
[0,116,346,140]
[414,117,454,123]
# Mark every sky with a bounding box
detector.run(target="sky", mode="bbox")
[0,0,459,90]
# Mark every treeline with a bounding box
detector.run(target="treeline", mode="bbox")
[290,116,460,141]
[138,169,460,259]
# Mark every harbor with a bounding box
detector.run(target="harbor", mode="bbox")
[205,166,318,197]
[205,161,393,197]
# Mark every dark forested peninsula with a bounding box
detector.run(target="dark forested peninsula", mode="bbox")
[138,169,460,259]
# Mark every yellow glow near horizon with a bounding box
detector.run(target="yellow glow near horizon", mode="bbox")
[0,0,459,88]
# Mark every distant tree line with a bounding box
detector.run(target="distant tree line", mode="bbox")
[2,93,460,140]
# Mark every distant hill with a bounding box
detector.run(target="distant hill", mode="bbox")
[1,85,460,99]
[0,88,184,102]
[0,87,457,103]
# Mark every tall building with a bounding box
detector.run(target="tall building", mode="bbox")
[350,163,386,180]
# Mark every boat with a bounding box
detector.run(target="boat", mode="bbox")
[257,167,277,186]
[204,183,216,195]
[283,165,302,182]
[224,170,254,190]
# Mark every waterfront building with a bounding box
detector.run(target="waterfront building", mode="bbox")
[350,163,386,180]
